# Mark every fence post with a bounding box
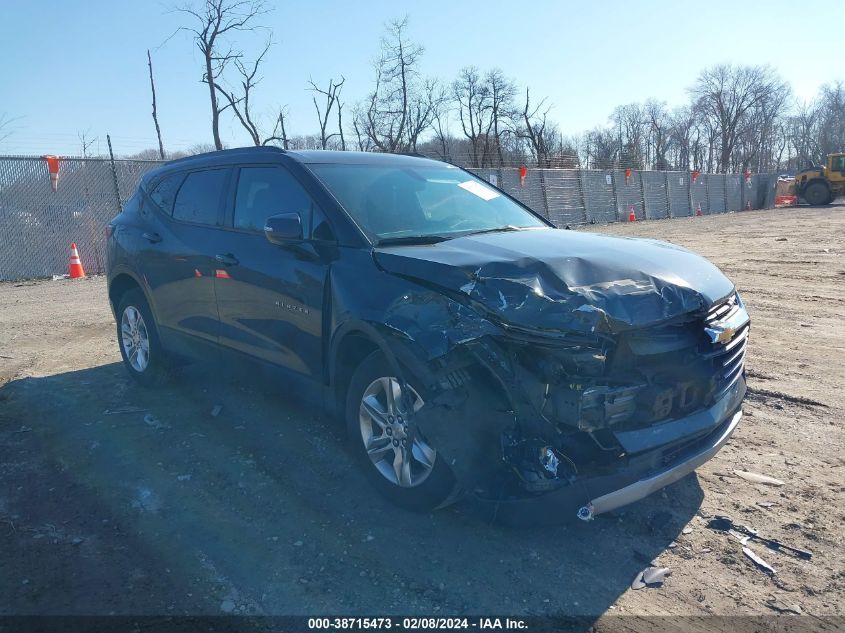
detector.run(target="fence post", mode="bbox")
[106,134,123,213]
[665,171,673,218]
[638,171,647,220]
[687,171,693,217]
[578,169,590,223]
[611,170,621,222]
[538,168,551,219]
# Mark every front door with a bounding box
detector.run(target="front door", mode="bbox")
[213,165,336,379]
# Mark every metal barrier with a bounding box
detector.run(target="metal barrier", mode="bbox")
[469,168,777,225]
[0,155,779,281]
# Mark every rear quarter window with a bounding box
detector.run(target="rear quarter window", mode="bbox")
[172,169,228,225]
[148,173,184,215]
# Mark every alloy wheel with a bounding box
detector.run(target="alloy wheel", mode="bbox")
[358,376,436,487]
[120,305,150,372]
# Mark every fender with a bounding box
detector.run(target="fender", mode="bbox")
[107,265,158,322]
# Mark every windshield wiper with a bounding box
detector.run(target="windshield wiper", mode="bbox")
[375,234,452,246]
[462,225,524,237]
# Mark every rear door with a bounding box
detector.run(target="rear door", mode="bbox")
[213,164,336,378]
[139,167,231,353]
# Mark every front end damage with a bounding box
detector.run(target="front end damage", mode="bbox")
[369,232,750,524]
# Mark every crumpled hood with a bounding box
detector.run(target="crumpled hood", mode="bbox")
[374,227,735,335]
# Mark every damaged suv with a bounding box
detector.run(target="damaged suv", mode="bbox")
[107,148,749,524]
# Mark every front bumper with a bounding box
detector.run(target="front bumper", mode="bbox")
[473,376,745,526]
[585,408,741,517]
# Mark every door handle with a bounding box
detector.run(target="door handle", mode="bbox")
[142,232,162,244]
[215,253,239,266]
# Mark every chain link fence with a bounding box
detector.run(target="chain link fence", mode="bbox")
[0,157,163,281]
[0,155,779,281]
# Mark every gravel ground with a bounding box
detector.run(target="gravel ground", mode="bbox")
[0,205,843,623]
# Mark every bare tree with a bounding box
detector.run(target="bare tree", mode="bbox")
[176,0,268,150]
[644,100,671,169]
[308,76,345,150]
[690,64,787,172]
[454,66,493,167]
[351,104,373,152]
[519,88,552,167]
[429,84,453,161]
[147,50,166,159]
[213,41,287,146]
[668,105,697,169]
[273,106,290,149]
[360,17,424,152]
[78,130,98,158]
[817,82,845,159]
[486,69,517,166]
[786,100,820,169]
[610,103,647,168]
[405,78,447,152]
[583,127,618,169]
[0,113,20,144]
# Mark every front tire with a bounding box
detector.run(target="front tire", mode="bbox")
[804,181,831,206]
[116,288,167,386]
[345,350,455,511]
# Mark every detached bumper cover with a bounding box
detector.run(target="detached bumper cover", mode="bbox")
[474,376,745,526]
[587,408,741,516]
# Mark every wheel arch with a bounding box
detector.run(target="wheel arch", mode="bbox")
[108,272,160,331]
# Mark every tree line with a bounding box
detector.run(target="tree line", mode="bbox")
[139,1,845,173]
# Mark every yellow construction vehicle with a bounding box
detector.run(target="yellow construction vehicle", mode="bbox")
[795,153,845,205]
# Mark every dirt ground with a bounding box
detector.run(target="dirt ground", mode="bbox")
[1,205,843,623]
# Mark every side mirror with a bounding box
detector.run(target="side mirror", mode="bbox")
[264,213,303,245]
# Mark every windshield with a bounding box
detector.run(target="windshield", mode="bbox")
[309,163,548,243]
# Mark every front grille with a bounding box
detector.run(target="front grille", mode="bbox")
[703,295,750,398]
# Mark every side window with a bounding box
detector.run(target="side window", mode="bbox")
[234,166,333,240]
[172,169,227,225]
[148,173,183,215]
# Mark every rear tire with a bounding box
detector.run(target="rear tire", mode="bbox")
[345,350,455,512]
[804,181,832,206]
[116,288,168,386]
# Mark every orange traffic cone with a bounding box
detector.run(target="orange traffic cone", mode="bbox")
[628,206,636,222]
[695,203,702,216]
[68,243,86,279]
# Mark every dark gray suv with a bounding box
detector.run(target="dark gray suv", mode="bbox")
[106,147,749,524]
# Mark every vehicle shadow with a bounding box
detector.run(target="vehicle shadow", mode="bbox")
[0,361,703,618]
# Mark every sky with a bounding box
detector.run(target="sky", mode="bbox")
[1,0,843,157]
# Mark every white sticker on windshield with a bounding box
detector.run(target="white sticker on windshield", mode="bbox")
[458,180,500,201]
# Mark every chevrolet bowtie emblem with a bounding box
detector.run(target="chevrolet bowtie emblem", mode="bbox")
[706,324,736,344]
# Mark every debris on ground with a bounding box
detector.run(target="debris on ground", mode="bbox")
[766,598,803,615]
[210,404,223,417]
[631,566,672,590]
[733,470,785,486]
[756,501,778,508]
[743,546,776,576]
[706,516,813,560]
[682,526,693,535]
